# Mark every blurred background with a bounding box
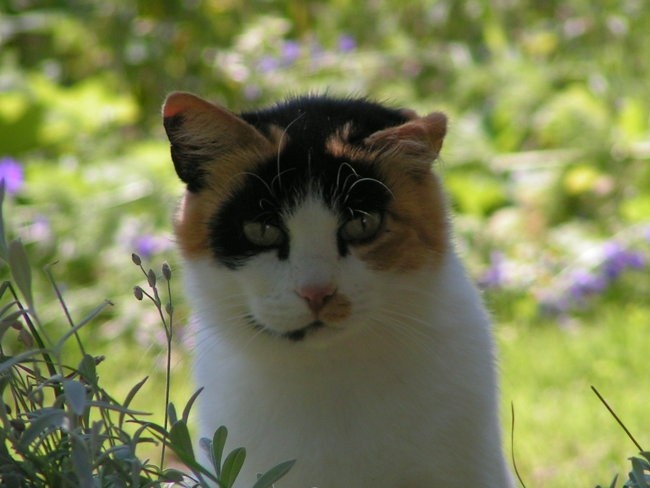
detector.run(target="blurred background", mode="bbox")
[1,1,649,486]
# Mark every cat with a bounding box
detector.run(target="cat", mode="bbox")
[162,91,514,488]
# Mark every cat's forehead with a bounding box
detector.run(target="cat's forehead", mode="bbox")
[240,96,411,143]
[219,98,414,213]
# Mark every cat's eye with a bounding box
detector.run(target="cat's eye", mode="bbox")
[243,222,285,247]
[340,212,383,243]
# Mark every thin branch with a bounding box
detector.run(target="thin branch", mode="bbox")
[592,385,644,453]
[511,402,527,488]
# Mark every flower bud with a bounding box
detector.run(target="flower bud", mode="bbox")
[133,286,144,301]
[147,269,156,287]
[162,262,172,280]
[131,253,142,266]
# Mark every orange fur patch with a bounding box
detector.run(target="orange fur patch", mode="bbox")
[320,293,352,322]
[173,150,278,259]
[325,114,449,272]
[164,92,288,260]
[354,167,449,271]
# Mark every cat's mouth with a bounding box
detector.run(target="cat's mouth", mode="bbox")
[247,315,325,342]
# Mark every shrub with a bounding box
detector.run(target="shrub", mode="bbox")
[0,182,293,486]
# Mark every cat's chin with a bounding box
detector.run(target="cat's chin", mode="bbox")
[246,315,351,346]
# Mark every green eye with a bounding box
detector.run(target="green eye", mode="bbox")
[243,222,285,247]
[340,212,383,243]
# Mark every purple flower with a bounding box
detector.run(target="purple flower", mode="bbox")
[568,269,607,301]
[0,157,24,195]
[281,40,301,65]
[624,252,646,269]
[257,56,279,74]
[134,235,159,259]
[243,84,261,101]
[338,34,356,53]
[479,251,505,288]
[601,241,646,280]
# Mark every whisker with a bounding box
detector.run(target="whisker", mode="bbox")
[270,167,296,192]
[370,313,436,346]
[237,171,275,197]
[344,177,394,204]
[275,112,306,189]
[377,307,434,329]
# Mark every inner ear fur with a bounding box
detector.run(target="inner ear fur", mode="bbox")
[162,92,273,191]
[364,111,447,165]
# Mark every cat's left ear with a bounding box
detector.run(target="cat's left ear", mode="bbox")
[162,92,273,192]
[364,111,447,166]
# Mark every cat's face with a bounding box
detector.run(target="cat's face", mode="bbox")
[163,93,448,344]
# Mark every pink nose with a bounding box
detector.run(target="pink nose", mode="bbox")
[296,284,336,313]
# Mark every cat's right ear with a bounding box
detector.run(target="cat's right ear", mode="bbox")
[162,92,272,192]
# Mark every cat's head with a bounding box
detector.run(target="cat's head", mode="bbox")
[163,92,448,345]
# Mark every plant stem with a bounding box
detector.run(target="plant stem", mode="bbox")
[592,385,645,453]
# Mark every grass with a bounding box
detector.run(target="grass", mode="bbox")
[498,303,649,487]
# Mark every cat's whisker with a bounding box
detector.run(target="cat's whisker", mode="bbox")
[332,161,359,201]
[376,307,437,331]
[239,324,268,350]
[366,315,429,353]
[331,162,346,201]
[235,171,276,198]
[270,167,296,193]
[275,112,306,189]
[340,171,359,199]
[258,198,275,210]
[344,177,394,202]
[377,316,432,344]
[379,282,441,298]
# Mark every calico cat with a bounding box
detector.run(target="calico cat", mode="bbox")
[162,92,513,488]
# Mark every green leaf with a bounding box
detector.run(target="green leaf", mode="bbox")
[609,474,618,488]
[161,469,186,483]
[70,432,94,487]
[17,408,65,451]
[86,400,148,416]
[168,402,178,426]
[220,447,246,488]
[147,423,220,484]
[63,379,88,416]
[119,376,148,429]
[0,348,45,375]
[182,387,203,424]
[0,309,26,343]
[77,354,98,388]
[631,457,650,488]
[212,425,228,476]
[54,299,113,352]
[8,239,33,311]
[0,180,7,262]
[252,460,296,488]
[169,420,194,461]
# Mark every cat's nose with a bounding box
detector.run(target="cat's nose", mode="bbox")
[296,284,336,313]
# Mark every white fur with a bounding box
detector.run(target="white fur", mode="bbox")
[185,196,513,487]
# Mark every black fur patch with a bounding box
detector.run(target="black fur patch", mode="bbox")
[208,96,407,269]
[164,114,211,193]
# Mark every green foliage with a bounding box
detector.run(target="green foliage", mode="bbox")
[0,1,649,486]
[0,195,293,486]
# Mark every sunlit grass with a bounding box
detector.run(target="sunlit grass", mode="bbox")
[499,303,649,487]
